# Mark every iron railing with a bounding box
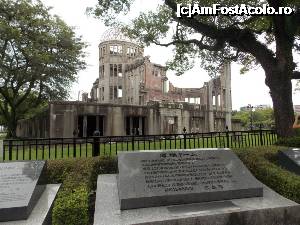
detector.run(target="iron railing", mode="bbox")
[0,129,277,161]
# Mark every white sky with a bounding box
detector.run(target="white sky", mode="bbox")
[42,0,300,110]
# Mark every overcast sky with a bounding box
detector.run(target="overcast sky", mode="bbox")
[42,0,300,110]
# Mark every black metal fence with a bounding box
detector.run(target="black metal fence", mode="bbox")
[0,129,277,161]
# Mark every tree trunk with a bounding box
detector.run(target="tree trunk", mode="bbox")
[265,70,295,137]
[6,110,17,138]
[7,122,17,138]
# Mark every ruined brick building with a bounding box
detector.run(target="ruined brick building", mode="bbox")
[16,30,238,138]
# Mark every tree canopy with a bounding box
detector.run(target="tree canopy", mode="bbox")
[0,0,86,137]
[232,107,275,129]
[91,0,300,137]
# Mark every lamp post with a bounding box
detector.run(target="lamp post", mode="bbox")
[247,104,254,130]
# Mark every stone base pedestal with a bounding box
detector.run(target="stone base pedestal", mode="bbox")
[94,175,300,225]
[0,184,60,225]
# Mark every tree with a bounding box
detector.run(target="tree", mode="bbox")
[90,0,300,137]
[232,108,275,129]
[0,0,86,137]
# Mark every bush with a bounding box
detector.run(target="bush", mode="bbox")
[52,185,89,225]
[48,158,94,225]
[47,157,117,225]
[46,159,81,183]
[234,146,300,203]
[90,156,118,190]
[295,128,300,137]
[275,136,300,147]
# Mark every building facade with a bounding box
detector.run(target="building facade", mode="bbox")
[16,31,236,138]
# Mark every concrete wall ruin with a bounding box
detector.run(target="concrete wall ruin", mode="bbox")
[17,98,236,138]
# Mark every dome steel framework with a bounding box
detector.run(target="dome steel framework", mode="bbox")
[100,27,138,44]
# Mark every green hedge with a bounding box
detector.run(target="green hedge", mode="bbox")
[234,146,300,203]
[46,157,118,225]
[47,158,94,225]
[52,185,89,225]
[275,136,300,147]
[89,158,117,193]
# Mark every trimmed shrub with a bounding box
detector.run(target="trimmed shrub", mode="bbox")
[234,146,300,203]
[46,157,117,225]
[48,158,95,225]
[90,156,118,190]
[275,136,300,147]
[52,185,89,225]
[46,159,81,183]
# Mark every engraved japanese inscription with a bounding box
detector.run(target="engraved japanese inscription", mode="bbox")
[118,149,263,210]
[142,152,236,193]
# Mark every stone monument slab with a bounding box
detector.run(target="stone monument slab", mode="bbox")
[0,161,46,222]
[278,148,300,175]
[0,184,60,225]
[118,149,263,210]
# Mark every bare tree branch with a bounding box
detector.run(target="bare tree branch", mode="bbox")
[0,87,12,104]
[223,50,240,61]
[15,79,35,107]
[164,0,277,72]
[0,39,8,61]
[291,71,300,79]
[153,38,224,51]
[0,102,8,120]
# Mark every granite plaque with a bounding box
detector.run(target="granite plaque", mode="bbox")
[0,161,46,222]
[118,149,263,210]
[278,148,300,175]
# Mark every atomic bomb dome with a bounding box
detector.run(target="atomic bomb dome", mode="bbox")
[100,27,138,44]
[16,25,233,138]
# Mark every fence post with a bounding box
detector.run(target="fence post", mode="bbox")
[0,140,3,161]
[92,136,100,157]
[184,133,187,149]
[183,127,187,149]
[259,124,263,145]
[132,135,135,151]
[73,138,76,158]
[226,130,230,148]
[8,140,12,161]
